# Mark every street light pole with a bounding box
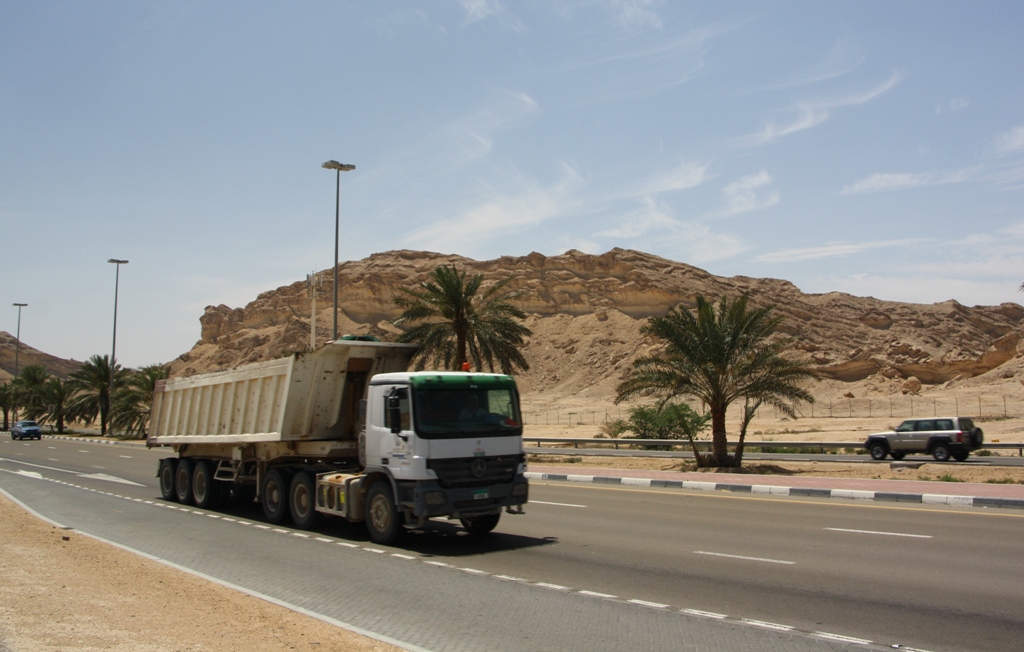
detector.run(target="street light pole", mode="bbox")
[12,303,27,379]
[321,160,355,341]
[108,259,128,434]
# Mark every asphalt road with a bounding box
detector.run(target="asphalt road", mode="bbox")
[2,437,1022,652]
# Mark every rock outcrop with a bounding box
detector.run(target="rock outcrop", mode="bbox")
[166,249,1024,402]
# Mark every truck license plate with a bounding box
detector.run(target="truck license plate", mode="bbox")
[474,490,489,500]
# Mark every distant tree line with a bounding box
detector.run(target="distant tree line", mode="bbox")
[0,355,168,439]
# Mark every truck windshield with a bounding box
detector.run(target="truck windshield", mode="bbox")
[413,388,522,438]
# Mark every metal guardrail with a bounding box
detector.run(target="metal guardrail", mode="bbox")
[524,437,1024,455]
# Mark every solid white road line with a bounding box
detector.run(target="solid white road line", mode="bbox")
[530,500,587,507]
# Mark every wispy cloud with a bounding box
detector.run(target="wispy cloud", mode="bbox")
[753,238,922,263]
[705,170,778,218]
[457,0,525,30]
[840,167,981,194]
[737,71,903,146]
[447,89,540,162]
[992,124,1024,156]
[401,162,585,252]
[755,37,865,92]
[934,96,970,114]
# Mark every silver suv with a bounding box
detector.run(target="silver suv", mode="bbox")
[864,417,983,462]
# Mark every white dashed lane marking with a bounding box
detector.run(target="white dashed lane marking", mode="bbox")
[693,550,795,565]
[825,527,932,539]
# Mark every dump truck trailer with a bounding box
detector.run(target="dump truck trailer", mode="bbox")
[147,340,528,544]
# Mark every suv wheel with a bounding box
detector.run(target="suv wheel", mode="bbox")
[932,443,951,462]
[952,450,970,462]
[890,452,906,461]
[869,442,888,460]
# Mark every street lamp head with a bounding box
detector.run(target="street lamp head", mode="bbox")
[13,303,27,307]
[322,160,356,172]
[108,259,129,264]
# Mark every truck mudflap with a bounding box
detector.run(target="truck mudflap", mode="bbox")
[407,475,528,518]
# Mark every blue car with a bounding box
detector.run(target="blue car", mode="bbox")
[11,420,42,440]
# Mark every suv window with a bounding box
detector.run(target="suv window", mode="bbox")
[958,418,974,430]
[934,419,954,431]
[914,420,935,431]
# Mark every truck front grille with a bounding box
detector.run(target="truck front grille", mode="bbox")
[427,454,523,488]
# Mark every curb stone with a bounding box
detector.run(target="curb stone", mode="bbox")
[524,471,1024,510]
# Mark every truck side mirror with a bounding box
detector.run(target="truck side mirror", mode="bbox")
[387,396,402,435]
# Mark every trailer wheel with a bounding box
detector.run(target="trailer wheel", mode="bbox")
[460,513,501,535]
[289,471,317,530]
[192,461,218,509]
[262,469,291,524]
[365,482,400,545]
[158,458,178,501]
[174,458,193,504]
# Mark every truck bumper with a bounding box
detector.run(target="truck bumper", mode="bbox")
[407,474,528,518]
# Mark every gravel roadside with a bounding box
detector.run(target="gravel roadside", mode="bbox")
[0,494,399,652]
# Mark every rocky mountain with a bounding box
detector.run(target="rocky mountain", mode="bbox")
[167,249,1024,404]
[0,332,82,382]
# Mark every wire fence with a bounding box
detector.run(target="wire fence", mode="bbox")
[523,394,1024,427]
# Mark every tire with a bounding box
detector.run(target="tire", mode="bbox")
[952,450,970,462]
[890,452,906,461]
[192,460,218,509]
[262,469,292,524]
[932,443,951,462]
[459,513,501,535]
[174,458,194,504]
[289,471,317,530]
[970,428,984,448]
[869,442,888,461]
[365,481,400,545]
[158,458,178,501]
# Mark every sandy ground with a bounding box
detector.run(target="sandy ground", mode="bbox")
[0,494,398,652]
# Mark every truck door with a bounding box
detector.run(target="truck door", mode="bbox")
[382,386,413,470]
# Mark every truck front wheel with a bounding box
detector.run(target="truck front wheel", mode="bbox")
[365,482,400,545]
[460,513,500,535]
[262,469,292,524]
[289,471,317,530]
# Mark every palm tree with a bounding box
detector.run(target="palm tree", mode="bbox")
[0,383,13,431]
[111,364,169,438]
[39,377,73,434]
[392,264,532,374]
[13,365,51,418]
[66,355,128,436]
[615,295,818,467]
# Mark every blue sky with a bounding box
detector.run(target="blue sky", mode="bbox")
[3,1,1023,368]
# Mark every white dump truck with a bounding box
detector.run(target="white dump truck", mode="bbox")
[146,339,528,544]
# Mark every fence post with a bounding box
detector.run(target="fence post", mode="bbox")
[933,398,936,417]
[910,396,913,417]
[849,398,853,418]
[889,398,892,418]
[978,396,982,418]
[868,399,872,418]
[1004,396,1007,418]
[955,397,958,417]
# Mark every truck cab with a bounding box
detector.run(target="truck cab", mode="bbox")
[358,372,529,542]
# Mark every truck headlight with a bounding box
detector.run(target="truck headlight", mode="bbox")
[424,491,447,505]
